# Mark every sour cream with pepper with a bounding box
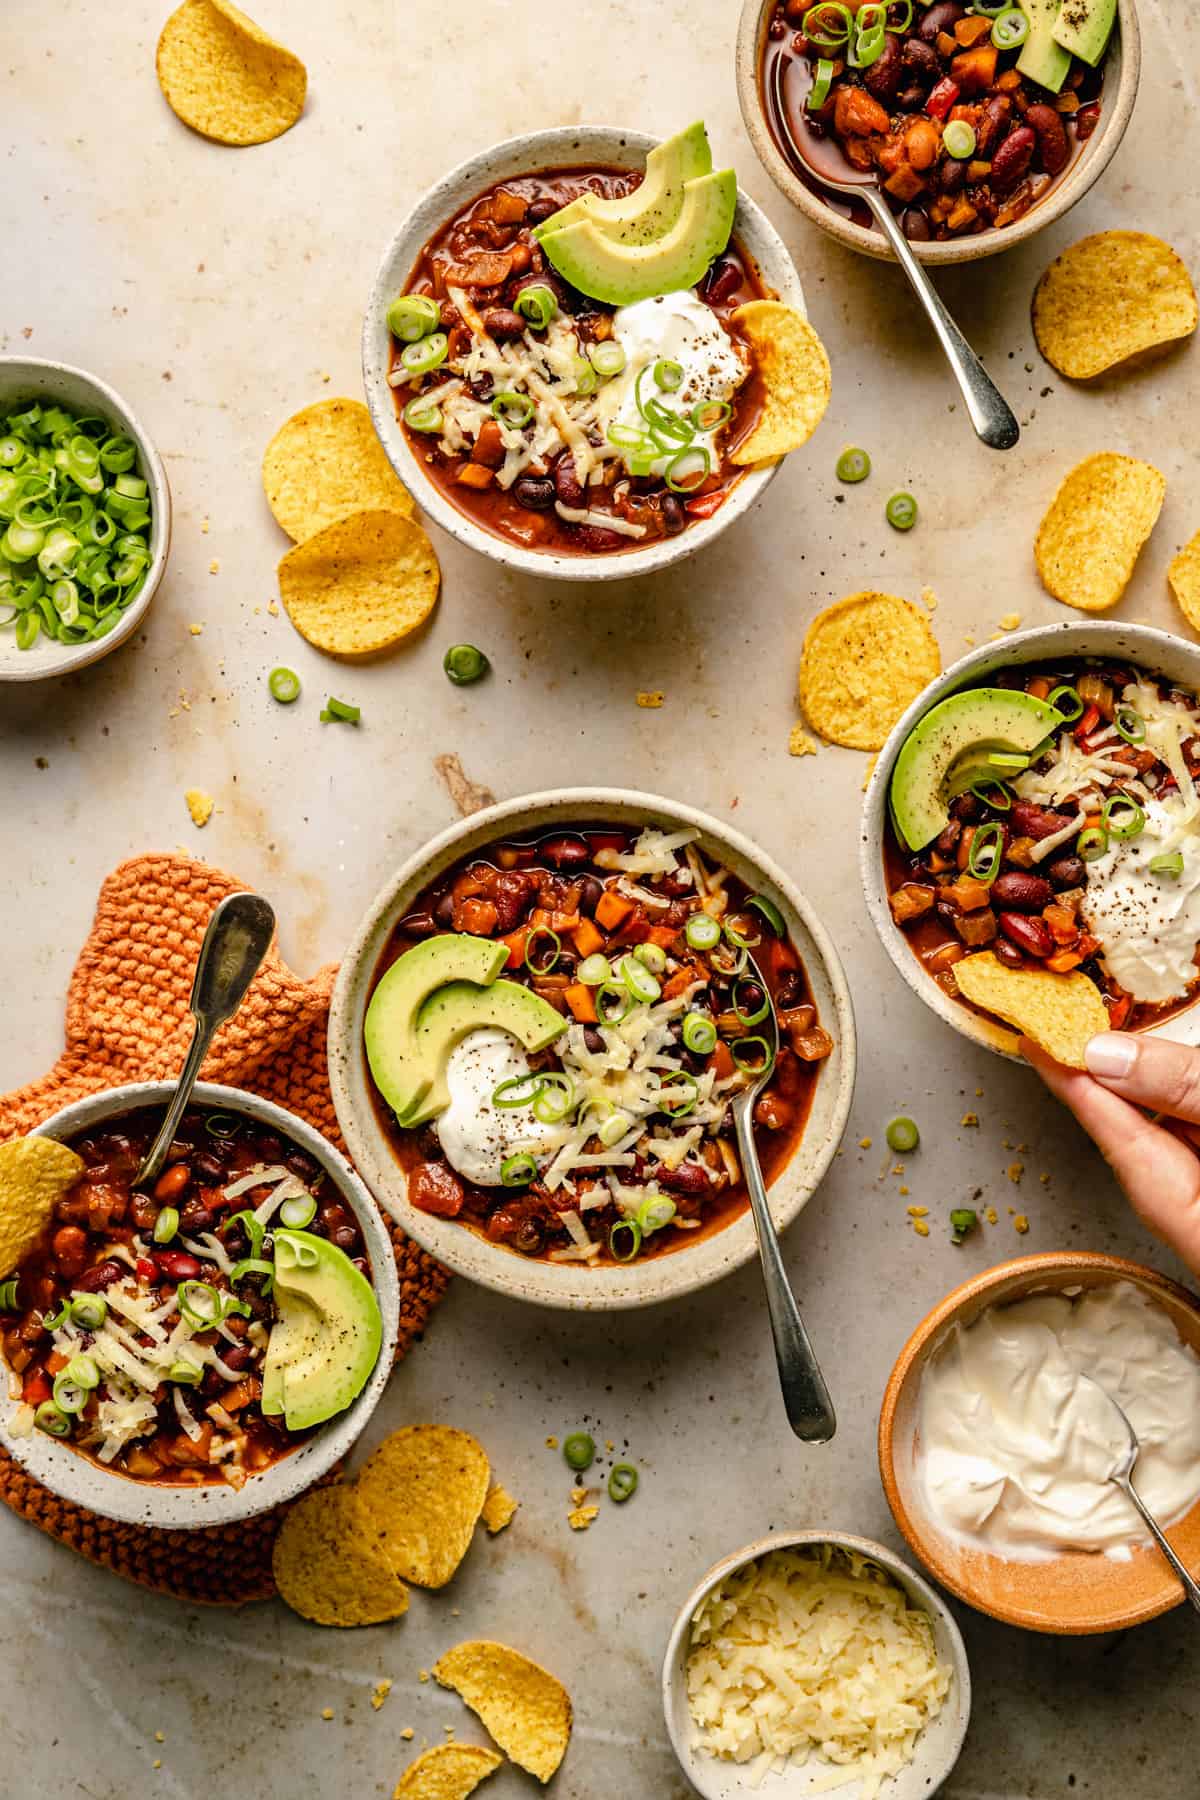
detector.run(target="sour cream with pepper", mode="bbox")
[1083,796,1200,1004]
[436,1028,559,1187]
[594,290,746,480]
[916,1283,1200,1561]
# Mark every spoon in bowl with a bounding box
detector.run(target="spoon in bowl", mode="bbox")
[728,948,837,1443]
[134,892,277,1189]
[1079,1373,1200,1616]
[767,53,1020,451]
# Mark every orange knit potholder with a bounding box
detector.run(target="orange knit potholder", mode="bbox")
[0,853,448,1605]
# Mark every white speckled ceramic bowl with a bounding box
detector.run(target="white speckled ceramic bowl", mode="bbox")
[329,789,856,1309]
[662,1528,971,1798]
[861,621,1200,1062]
[3,1082,399,1531]
[362,126,806,582]
[0,357,171,684]
[736,0,1140,266]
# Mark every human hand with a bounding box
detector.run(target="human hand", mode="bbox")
[1023,1032,1200,1279]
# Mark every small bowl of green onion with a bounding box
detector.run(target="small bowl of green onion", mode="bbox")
[0,357,171,684]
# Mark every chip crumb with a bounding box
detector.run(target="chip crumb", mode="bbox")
[153,1761,162,1771]
[570,1484,589,1506]
[975,1087,984,1097]
[370,1679,392,1712]
[321,1709,334,1721]
[321,371,331,383]
[1014,1214,1030,1234]
[267,600,280,616]
[920,586,938,611]
[861,753,878,793]
[419,1670,430,1684]
[545,1436,559,1450]
[963,634,976,646]
[985,1206,998,1225]
[961,1112,979,1127]
[401,1728,414,1741]
[998,612,1022,631]
[188,621,204,636]
[155,1733,165,1744]
[859,1136,872,1149]
[1008,1162,1024,1183]
[1040,1172,1051,1185]
[636,690,665,709]
[568,1505,600,1531]
[912,1219,930,1238]
[208,559,220,575]
[481,1483,518,1534]
[788,723,819,758]
[899,1185,910,1196]
[184,788,213,828]
[906,1205,929,1218]
[200,518,209,533]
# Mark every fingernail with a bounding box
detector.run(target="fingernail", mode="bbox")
[1085,1033,1138,1080]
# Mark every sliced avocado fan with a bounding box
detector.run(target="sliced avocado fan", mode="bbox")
[262,1229,382,1432]
[532,121,713,246]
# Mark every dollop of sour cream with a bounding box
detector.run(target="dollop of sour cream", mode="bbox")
[916,1283,1200,1561]
[435,1028,559,1187]
[595,290,746,479]
[1083,795,1200,1004]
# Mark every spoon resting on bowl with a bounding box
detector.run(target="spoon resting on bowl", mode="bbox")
[1080,1373,1200,1617]
[768,52,1020,452]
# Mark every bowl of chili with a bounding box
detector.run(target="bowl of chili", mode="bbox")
[329,790,856,1309]
[362,126,807,580]
[1,1082,399,1529]
[0,357,171,684]
[736,0,1140,263]
[861,620,1200,1061]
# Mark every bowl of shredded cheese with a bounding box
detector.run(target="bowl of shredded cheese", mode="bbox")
[663,1529,970,1799]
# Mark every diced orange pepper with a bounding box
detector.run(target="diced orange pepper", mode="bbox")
[1043,906,1080,946]
[221,1378,262,1413]
[563,983,598,1024]
[996,68,1022,91]
[46,1350,69,1376]
[498,928,529,969]
[944,876,993,913]
[936,29,957,55]
[646,923,680,949]
[710,1040,735,1082]
[572,917,605,958]
[595,889,634,931]
[662,963,708,1001]
[951,45,998,92]
[946,199,980,233]
[954,14,993,45]
[1046,951,1085,973]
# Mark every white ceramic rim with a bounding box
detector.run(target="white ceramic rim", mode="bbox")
[0,356,172,684]
[361,125,806,582]
[860,619,1200,1062]
[735,0,1141,266]
[7,1081,400,1530]
[661,1528,972,1799]
[329,788,857,1310]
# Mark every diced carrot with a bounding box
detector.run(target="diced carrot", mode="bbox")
[563,983,598,1024]
[1046,951,1085,973]
[710,1040,736,1082]
[221,1378,262,1413]
[954,14,992,45]
[946,199,980,233]
[944,876,993,912]
[646,923,680,949]
[499,928,529,969]
[663,963,707,1001]
[1043,905,1079,946]
[936,30,957,55]
[967,159,992,181]
[471,419,506,469]
[928,852,956,874]
[996,68,1021,91]
[595,889,634,931]
[951,45,998,91]
[45,1350,69,1375]
[884,163,927,203]
[572,917,605,958]
[456,462,494,490]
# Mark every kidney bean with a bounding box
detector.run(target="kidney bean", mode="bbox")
[991,125,1036,195]
[950,792,981,823]
[576,525,628,552]
[659,1161,712,1196]
[155,1251,202,1283]
[1025,102,1070,175]
[553,455,585,508]
[218,1342,253,1372]
[993,938,1027,969]
[991,871,1053,911]
[1047,854,1085,890]
[51,1226,88,1280]
[934,820,963,856]
[1011,800,1074,841]
[976,94,1013,156]
[1075,101,1101,141]
[575,874,602,919]
[513,475,555,512]
[999,911,1054,959]
[480,306,525,341]
[541,834,590,870]
[75,1258,125,1293]
[700,258,742,306]
[178,1198,213,1233]
[918,1,964,40]
[864,31,903,100]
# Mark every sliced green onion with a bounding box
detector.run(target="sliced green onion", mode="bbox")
[204,1112,240,1138]
[589,341,626,377]
[943,120,977,159]
[563,1431,595,1472]
[0,1278,18,1311]
[653,359,684,392]
[500,1152,537,1187]
[802,1,852,46]
[723,917,762,951]
[692,400,732,432]
[279,1192,318,1228]
[525,927,561,976]
[967,821,1004,882]
[886,490,918,531]
[886,1116,920,1154]
[970,779,1013,812]
[493,1073,545,1109]
[665,445,710,493]
[68,1294,107,1330]
[400,331,449,376]
[637,1193,677,1234]
[731,1036,774,1078]
[153,1206,180,1245]
[66,1354,100,1390]
[657,1073,699,1118]
[532,1074,575,1124]
[685,911,721,951]
[443,642,490,685]
[733,979,770,1027]
[34,1401,71,1438]
[573,358,599,397]
[170,1360,204,1385]
[321,697,360,724]
[950,1207,978,1244]
[1077,825,1109,862]
[634,941,668,975]
[598,1109,633,1147]
[268,665,301,704]
[596,981,633,1025]
[1101,792,1145,841]
[621,956,662,1005]
[710,940,748,978]
[230,1257,274,1294]
[578,953,611,986]
[836,445,871,483]
[403,397,443,433]
[608,1461,639,1502]
[492,391,535,428]
[991,6,1029,47]
[1149,851,1184,878]
[609,1219,642,1262]
[387,294,440,342]
[52,1375,88,1416]
[514,285,558,330]
[1114,704,1146,744]
[682,1011,718,1056]
[177,1280,223,1327]
[746,893,787,937]
[807,55,837,110]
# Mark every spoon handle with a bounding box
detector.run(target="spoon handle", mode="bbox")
[733,1098,836,1443]
[1117,1474,1200,1616]
[861,188,1020,452]
[135,893,276,1186]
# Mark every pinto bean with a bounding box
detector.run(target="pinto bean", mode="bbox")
[1025,102,1070,175]
[991,871,1053,911]
[154,1163,190,1201]
[991,125,1036,195]
[1076,101,1101,141]
[998,911,1054,959]
[51,1226,88,1280]
[918,1,964,41]
[993,937,1027,968]
[864,31,904,100]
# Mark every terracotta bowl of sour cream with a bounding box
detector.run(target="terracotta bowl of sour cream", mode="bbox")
[879,1252,1200,1634]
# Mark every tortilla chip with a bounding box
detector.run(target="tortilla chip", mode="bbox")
[952,953,1109,1069]
[156,0,306,146]
[799,591,940,751]
[1168,530,1200,633]
[278,510,439,657]
[357,1425,489,1588]
[1033,232,1198,380]
[1035,453,1166,613]
[730,302,831,464]
[433,1641,572,1785]
[0,1137,84,1280]
[393,1746,502,1800]
[263,399,414,543]
[272,1485,409,1627]
[481,1484,518,1535]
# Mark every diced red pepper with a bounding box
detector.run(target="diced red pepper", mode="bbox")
[684,490,726,520]
[1074,704,1101,741]
[927,78,960,122]
[22,1369,52,1406]
[136,1256,157,1283]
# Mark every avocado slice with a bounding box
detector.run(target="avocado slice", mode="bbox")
[1053,0,1116,66]
[262,1230,382,1432]
[1017,0,1072,93]
[532,122,712,247]
[365,934,508,1122]
[400,979,567,1127]
[539,170,737,307]
[889,688,1063,852]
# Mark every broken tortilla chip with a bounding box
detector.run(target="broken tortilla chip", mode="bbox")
[481,1484,518,1534]
[952,953,1109,1069]
[357,1425,490,1588]
[263,399,413,543]
[434,1641,572,1785]
[156,0,306,146]
[272,1485,409,1627]
[1035,453,1166,613]
[799,591,940,751]
[0,1137,84,1280]
[1168,531,1200,634]
[1033,232,1198,380]
[730,302,831,464]
[393,1745,502,1800]
[278,509,439,656]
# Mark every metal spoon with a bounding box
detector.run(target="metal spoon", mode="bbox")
[134,892,277,1189]
[729,948,837,1443]
[1079,1374,1200,1615]
[767,54,1020,452]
